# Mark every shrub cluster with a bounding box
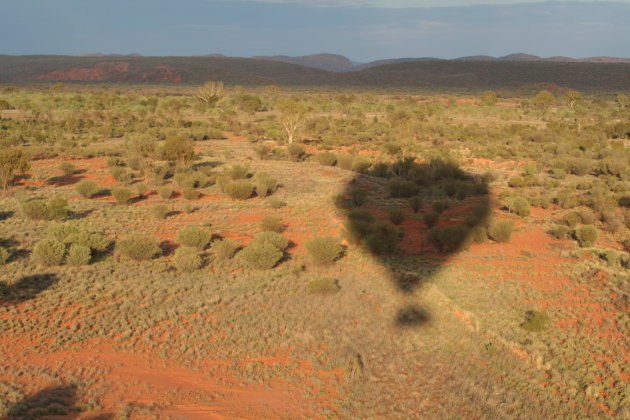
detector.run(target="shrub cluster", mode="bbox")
[574,225,599,247]
[255,172,278,198]
[32,224,109,266]
[176,227,212,250]
[173,246,202,272]
[306,278,341,294]
[21,197,69,221]
[225,180,254,200]
[317,152,337,166]
[117,234,161,261]
[111,187,134,204]
[75,180,99,198]
[305,236,343,265]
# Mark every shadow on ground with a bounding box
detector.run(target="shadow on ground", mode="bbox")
[338,157,490,327]
[0,273,59,306]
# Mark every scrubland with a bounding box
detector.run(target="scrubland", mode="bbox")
[0,84,628,419]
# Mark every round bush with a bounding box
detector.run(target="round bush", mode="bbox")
[111,187,134,204]
[117,234,161,261]
[151,204,168,219]
[427,225,471,253]
[225,180,254,200]
[21,197,69,221]
[487,220,514,243]
[0,246,10,265]
[305,236,342,265]
[239,242,283,269]
[388,179,419,198]
[317,152,337,166]
[157,186,173,200]
[306,278,340,295]
[176,227,212,251]
[260,216,283,233]
[255,173,278,198]
[388,208,406,225]
[252,231,289,251]
[32,239,66,266]
[75,180,99,199]
[409,196,422,213]
[66,243,91,266]
[212,239,239,261]
[182,188,200,200]
[508,196,531,217]
[174,246,202,272]
[59,162,76,177]
[423,212,439,228]
[574,225,598,247]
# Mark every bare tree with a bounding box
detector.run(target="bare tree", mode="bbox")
[562,90,582,109]
[196,81,224,107]
[277,99,308,145]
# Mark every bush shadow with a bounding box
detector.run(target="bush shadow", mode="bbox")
[338,157,491,328]
[0,273,59,306]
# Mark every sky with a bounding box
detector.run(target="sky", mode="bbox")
[1,0,629,62]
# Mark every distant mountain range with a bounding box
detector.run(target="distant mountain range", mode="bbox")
[1,54,629,92]
[253,53,630,72]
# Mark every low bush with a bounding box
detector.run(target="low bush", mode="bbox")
[521,310,550,332]
[212,239,239,261]
[317,152,337,166]
[0,246,10,265]
[487,220,514,243]
[182,188,200,200]
[409,196,422,213]
[364,222,403,254]
[252,231,289,251]
[225,180,253,200]
[75,180,99,198]
[306,278,340,295]
[157,186,174,200]
[32,239,66,266]
[336,155,353,170]
[21,197,69,221]
[260,216,283,232]
[224,164,250,180]
[423,212,439,228]
[351,159,371,173]
[350,189,369,207]
[255,172,278,198]
[267,197,285,209]
[388,208,406,225]
[151,204,168,219]
[174,246,202,272]
[563,211,582,228]
[111,167,131,183]
[135,184,149,198]
[305,236,342,265]
[601,250,619,267]
[427,225,471,252]
[287,144,306,162]
[432,201,448,214]
[176,227,212,250]
[574,225,598,247]
[111,187,134,204]
[238,242,283,269]
[389,179,419,198]
[66,243,92,266]
[507,196,531,217]
[59,162,76,177]
[550,224,571,240]
[117,234,161,261]
[470,226,488,243]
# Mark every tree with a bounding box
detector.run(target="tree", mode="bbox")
[562,90,582,109]
[532,90,555,112]
[480,90,498,106]
[277,99,308,145]
[615,94,630,110]
[0,148,29,194]
[196,81,224,107]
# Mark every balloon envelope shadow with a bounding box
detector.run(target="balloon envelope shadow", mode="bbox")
[338,157,491,328]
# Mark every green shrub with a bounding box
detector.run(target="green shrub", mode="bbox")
[409,196,422,213]
[351,159,371,173]
[239,242,283,269]
[47,224,108,251]
[563,211,582,228]
[75,180,99,198]
[176,227,212,251]
[364,222,403,255]
[151,204,168,219]
[602,250,619,267]
[423,212,439,228]
[255,172,278,198]
[267,197,285,209]
[508,176,526,188]
[287,144,306,162]
[507,196,531,217]
[252,231,289,251]
[174,246,202,272]
[521,310,550,332]
[21,197,69,221]
[254,144,271,159]
[157,186,173,199]
[306,278,340,295]
[111,167,131,183]
[224,164,250,180]
[117,234,161,261]
[0,246,10,265]
[225,180,254,200]
[111,187,134,204]
[135,183,149,198]
[350,189,369,207]
[550,224,571,240]
[388,208,406,225]
[574,225,598,247]
[212,239,239,261]
[260,216,283,233]
[389,179,419,198]
[470,226,488,243]
[305,236,342,265]
[427,225,471,252]
[487,220,514,243]
[317,152,337,166]
[32,239,66,266]
[59,162,76,176]
[336,155,353,170]
[182,188,200,200]
[431,201,448,214]
[66,243,92,266]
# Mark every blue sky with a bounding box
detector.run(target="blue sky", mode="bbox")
[1,1,629,62]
